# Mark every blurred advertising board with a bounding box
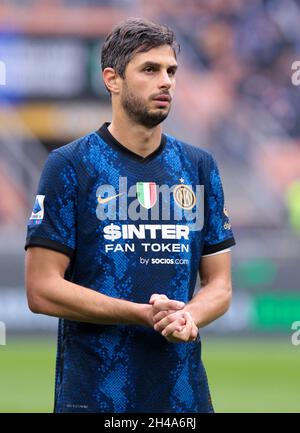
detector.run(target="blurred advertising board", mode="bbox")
[0,36,107,100]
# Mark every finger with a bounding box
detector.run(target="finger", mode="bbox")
[149,294,168,304]
[152,299,185,312]
[166,328,186,342]
[154,315,175,333]
[190,326,199,341]
[184,312,195,323]
[161,317,187,337]
[169,312,193,337]
[153,310,169,324]
[153,309,178,323]
[184,313,198,341]
[165,333,182,343]
[190,320,199,341]
[154,311,186,333]
[178,313,193,341]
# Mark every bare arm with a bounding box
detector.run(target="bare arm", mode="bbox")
[185,251,232,328]
[25,247,158,327]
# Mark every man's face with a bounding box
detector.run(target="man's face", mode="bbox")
[120,45,177,128]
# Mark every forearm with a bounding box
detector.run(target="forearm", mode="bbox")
[185,278,232,328]
[27,276,152,327]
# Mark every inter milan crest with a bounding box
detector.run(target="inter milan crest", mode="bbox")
[136,182,157,209]
[173,184,196,210]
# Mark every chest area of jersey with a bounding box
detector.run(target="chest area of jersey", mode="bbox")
[79,172,204,255]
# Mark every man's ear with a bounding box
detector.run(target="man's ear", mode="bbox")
[102,68,121,95]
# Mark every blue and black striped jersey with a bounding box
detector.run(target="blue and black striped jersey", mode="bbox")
[25,123,235,413]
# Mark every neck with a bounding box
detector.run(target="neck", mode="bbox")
[108,112,163,158]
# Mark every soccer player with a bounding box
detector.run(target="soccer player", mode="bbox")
[25,18,235,413]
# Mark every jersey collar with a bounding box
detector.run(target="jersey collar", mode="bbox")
[96,122,167,163]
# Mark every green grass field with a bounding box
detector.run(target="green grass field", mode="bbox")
[0,335,299,413]
[202,336,300,413]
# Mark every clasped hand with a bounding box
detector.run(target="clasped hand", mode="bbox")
[149,294,198,343]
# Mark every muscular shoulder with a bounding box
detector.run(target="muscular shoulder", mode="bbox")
[164,133,214,169]
[52,131,99,165]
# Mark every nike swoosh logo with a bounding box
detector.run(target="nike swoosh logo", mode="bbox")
[97,193,123,204]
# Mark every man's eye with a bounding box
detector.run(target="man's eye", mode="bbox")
[144,67,154,73]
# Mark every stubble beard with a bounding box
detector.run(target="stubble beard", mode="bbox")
[121,82,170,128]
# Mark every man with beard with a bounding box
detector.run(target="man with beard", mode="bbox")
[25,18,235,413]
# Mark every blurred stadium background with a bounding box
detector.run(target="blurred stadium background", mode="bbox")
[0,0,300,413]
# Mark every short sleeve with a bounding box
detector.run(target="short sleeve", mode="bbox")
[25,151,77,258]
[202,155,236,256]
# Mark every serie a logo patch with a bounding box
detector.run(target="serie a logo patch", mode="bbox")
[29,195,45,225]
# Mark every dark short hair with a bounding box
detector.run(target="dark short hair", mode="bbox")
[101,17,180,78]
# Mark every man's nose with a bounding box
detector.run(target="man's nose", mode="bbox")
[158,71,172,89]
